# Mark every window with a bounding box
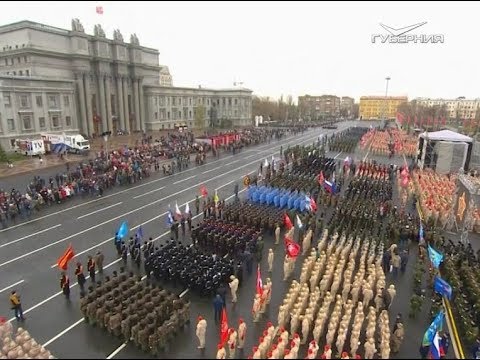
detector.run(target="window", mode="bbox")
[183,97,187,106]
[7,118,15,131]
[178,111,181,119]
[3,93,11,106]
[159,96,165,106]
[234,98,238,105]
[167,111,170,120]
[189,98,192,106]
[234,110,238,117]
[24,56,27,63]
[207,99,210,106]
[12,71,16,76]
[223,98,226,106]
[51,115,60,128]
[167,97,170,106]
[4,59,7,66]
[19,70,23,76]
[39,117,46,129]
[172,97,176,106]
[228,98,232,106]
[17,57,20,64]
[19,94,30,108]
[48,95,58,108]
[36,96,43,107]
[155,112,158,120]
[10,58,13,65]
[22,115,32,130]
[65,116,72,127]
[154,97,158,106]
[63,95,70,106]
[189,111,192,119]
[26,69,29,76]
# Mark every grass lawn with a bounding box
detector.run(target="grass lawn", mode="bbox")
[0,152,30,163]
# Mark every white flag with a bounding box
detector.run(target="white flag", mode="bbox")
[185,202,190,215]
[296,214,303,228]
[175,202,182,217]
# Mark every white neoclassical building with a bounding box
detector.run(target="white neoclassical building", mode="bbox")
[0,20,252,149]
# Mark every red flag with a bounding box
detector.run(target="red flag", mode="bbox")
[256,265,263,296]
[96,6,104,14]
[317,171,325,185]
[57,244,75,270]
[284,213,293,230]
[220,308,228,346]
[309,197,317,212]
[284,236,300,258]
[200,185,208,197]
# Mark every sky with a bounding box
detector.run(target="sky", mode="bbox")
[0,1,479,103]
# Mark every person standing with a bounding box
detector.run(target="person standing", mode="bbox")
[267,248,274,273]
[87,255,96,283]
[195,195,200,215]
[234,183,239,201]
[237,318,246,350]
[95,250,104,274]
[213,294,224,323]
[60,272,70,300]
[9,290,25,321]
[196,316,207,349]
[229,275,239,304]
[74,262,86,294]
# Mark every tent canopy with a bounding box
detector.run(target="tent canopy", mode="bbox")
[420,129,473,143]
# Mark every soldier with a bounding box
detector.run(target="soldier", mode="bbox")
[364,337,376,359]
[386,284,397,309]
[109,310,122,337]
[60,272,70,300]
[87,255,96,283]
[229,275,239,304]
[75,262,86,295]
[216,343,227,359]
[301,315,310,344]
[391,323,404,353]
[196,316,207,349]
[252,294,261,322]
[95,250,104,274]
[237,318,246,350]
[227,327,237,358]
[252,346,261,359]
[321,344,332,359]
[275,224,281,245]
[267,248,274,273]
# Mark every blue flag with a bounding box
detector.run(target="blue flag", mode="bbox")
[167,210,174,226]
[434,276,452,300]
[116,221,128,241]
[428,244,444,268]
[422,311,445,347]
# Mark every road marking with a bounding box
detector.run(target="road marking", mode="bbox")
[0,224,62,249]
[229,159,240,165]
[77,202,123,220]
[132,186,165,199]
[173,175,196,184]
[363,148,370,161]
[334,152,343,159]
[202,167,218,174]
[0,130,315,234]
[43,318,85,347]
[0,280,24,294]
[179,289,189,298]
[106,342,127,359]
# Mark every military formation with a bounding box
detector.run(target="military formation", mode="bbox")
[191,219,262,258]
[0,324,54,359]
[147,240,234,296]
[223,202,285,234]
[80,270,190,355]
[327,127,370,154]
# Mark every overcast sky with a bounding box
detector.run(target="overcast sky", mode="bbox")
[1,1,479,102]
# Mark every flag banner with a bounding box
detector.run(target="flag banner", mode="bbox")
[220,308,228,346]
[256,265,263,296]
[214,190,219,205]
[284,213,293,230]
[422,311,445,347]
[419,222,425,241]
[318,171,325,185]
[433,276,452,300]
[135,226,144,244]
[57,244,75,270]
[285,236,300,258]
[428,244,444,268]
[324,180,337,194]
[200,185,208,197]
[167,210,174,226]
[96,6,103,14]
[175,202,182,218]
[117,221,129,240]
[185,202,190,215]
[295,214,303,228]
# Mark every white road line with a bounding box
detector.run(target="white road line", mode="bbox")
[363,148,371,161]
[0,280,25,294]
[334,152,343,159]
[43,318,85,347]
[132,186,165,199]
[0,224,62,249]
[0,131,312,234]
[173,175,196,184]
[106,342,127,359]
[202,167,218,174]
[179,289,189,298]
[229,159,240,165]
[76,202,123,220]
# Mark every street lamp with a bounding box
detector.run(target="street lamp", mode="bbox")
[384,76,391,122]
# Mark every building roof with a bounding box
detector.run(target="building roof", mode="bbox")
[360,96,408,100]
[145,84,252,93]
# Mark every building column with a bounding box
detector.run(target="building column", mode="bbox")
[138,77,145,132]
[133,77,141,131]
[122,77,130,133]
[84,73,94,136]
[98,73,108,133]
[116,76,125,131]
[76,73,88,135]
[105,76,113,132]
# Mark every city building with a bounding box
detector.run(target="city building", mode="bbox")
[298,94,341,120]
[359,96,408,120]
[415,97,480,120]
[340,96,355,117]
[0,20,252,150]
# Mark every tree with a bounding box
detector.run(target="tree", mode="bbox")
[195,105,206,129]
[0,144,7,163]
